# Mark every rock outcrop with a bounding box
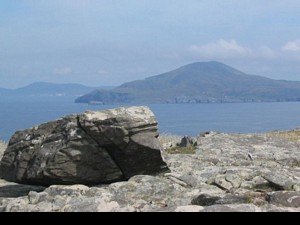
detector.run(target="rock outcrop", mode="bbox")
[0,106,169,185]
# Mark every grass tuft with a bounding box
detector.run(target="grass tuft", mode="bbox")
[165,146,196,155]
[267,130,300,142]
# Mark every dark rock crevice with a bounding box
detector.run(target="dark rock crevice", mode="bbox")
[76,115,127,181]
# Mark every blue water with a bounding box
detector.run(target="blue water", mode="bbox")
[1,96,300,141]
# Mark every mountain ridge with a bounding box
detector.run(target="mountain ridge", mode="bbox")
[74,61,300,104]
[0,82,114,98]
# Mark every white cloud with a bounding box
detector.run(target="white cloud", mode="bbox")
[282,40,300,51]
[258,46,277,59]
[53,67,72,75]
[187,40,281,61]
[188,39,252,58]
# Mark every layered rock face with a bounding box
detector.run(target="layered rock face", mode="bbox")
[0,106,169,185]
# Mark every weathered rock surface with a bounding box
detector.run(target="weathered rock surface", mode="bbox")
[0,107,169,185]
[0,175,196,212]
[0,130,300,212]
[191,193,251,206]
[266,191,300,208]
[0,141,5,160]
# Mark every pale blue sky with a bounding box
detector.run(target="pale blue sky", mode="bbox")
[1,0,300,88]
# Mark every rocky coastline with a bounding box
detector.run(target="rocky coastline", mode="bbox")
[0,106,299,212]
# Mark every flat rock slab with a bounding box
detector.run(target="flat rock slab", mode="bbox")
[267,191,300,208]
[191,193,251,206]
[263,173,296,191]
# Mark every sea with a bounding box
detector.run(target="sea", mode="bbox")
[1,96,300,142]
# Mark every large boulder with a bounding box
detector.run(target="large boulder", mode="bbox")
[0,106,169,185]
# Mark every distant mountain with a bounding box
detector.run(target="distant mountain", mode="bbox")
[75,61,300,104]
[0,82,114,98]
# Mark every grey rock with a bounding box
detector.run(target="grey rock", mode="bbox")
[61,198,131,212]
[225,173,242,189]
[266,191,300,208]
[178,136,197,147]
[261,204,300,212]
[44,184,90,197]
[213,175,233,191]
[0,197,30,212]
[191,193,250,206]
[28,191,49,204]
[0,175,196,212]
[241,176,271,191]
[0,106,169,185]
[191,194,221,206]
[263,172,296,191]
[107,175,190,210]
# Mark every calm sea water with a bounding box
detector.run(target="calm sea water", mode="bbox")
[1,96,300,141]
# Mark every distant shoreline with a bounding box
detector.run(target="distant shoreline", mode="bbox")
[76,100,300,105]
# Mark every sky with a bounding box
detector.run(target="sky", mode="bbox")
[1,0,300,88]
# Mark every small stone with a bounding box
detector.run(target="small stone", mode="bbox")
[28,191,49,204]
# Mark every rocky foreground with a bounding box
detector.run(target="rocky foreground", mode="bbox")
[0,108,300,212]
